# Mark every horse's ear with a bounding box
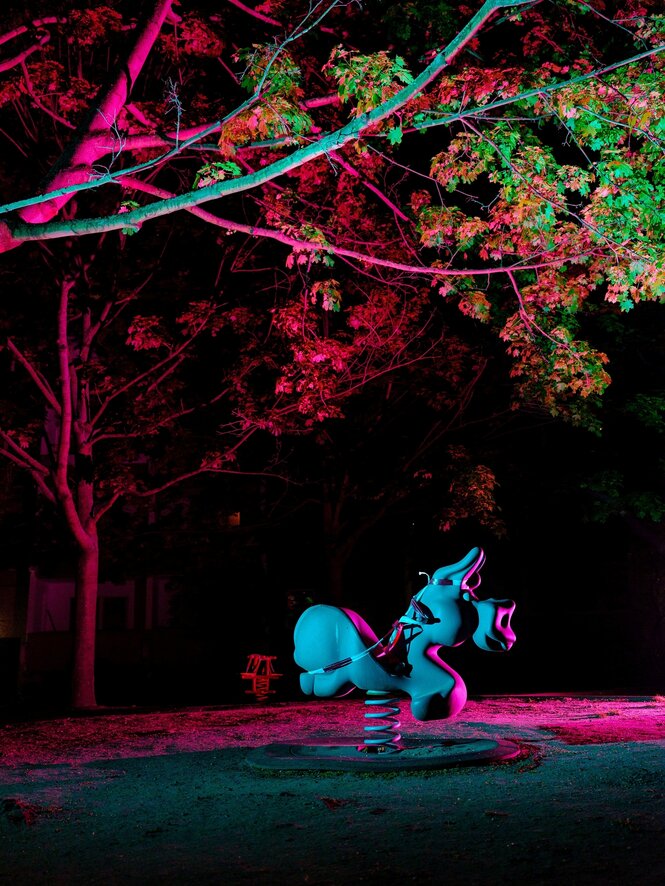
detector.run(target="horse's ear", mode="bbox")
[461,547,485,590]
[431,547,485,584]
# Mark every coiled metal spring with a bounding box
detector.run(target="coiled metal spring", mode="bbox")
[361,690,402,753]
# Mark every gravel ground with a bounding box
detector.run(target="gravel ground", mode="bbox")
[0,695,664,885]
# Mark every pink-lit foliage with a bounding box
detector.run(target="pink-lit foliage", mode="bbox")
[1,0,665,708]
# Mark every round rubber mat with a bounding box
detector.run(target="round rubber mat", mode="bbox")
[246,736,521,771]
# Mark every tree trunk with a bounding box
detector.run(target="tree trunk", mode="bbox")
[18,0,176,225]
[71,540,99,709]
[70,459,99,710]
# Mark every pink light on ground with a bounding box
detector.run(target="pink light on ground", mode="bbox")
[1,696,663,768]
[0,696,663,884]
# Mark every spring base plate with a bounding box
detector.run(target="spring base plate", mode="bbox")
[246,737,521,771]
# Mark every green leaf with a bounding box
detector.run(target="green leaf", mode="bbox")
[386,125,403,145]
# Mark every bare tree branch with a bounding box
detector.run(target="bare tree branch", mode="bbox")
[0,442,57,503]
[92,491,122,523]
[133,464,292,498]
[0,18,63,73]
[89,311,213,431]
[329,151,411,222]
[0,427,50,477]
[20,61,76,130]
[221,0,282,28]
[6,337,61,412]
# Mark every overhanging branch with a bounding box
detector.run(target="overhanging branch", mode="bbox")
[121,174,601,279]
[0,0,539,249]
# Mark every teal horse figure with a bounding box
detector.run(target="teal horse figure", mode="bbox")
[293,547,516,721]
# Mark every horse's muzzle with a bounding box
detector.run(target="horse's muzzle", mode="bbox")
[472,599,516,652]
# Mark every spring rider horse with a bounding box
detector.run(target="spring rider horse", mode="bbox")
[248,548,520,770]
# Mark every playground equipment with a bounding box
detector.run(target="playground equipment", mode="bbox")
[241,654,282,702]
[248,547,520,770]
